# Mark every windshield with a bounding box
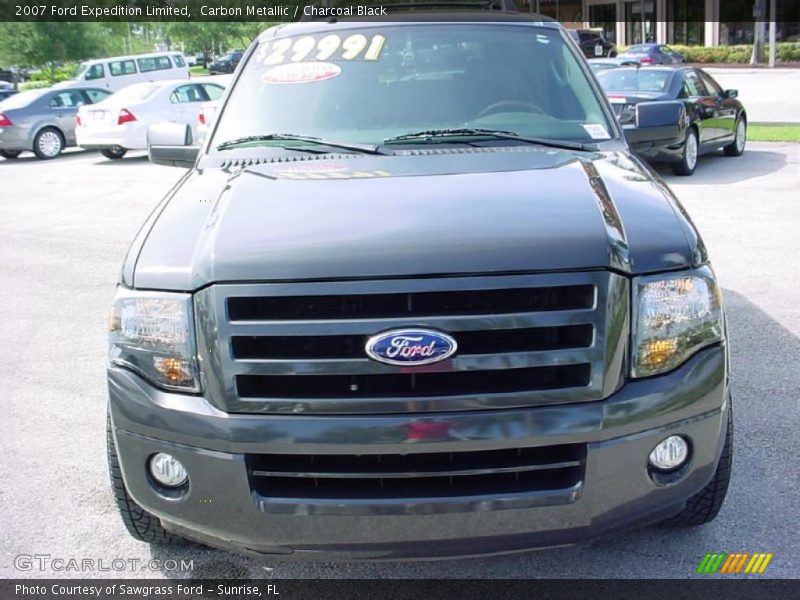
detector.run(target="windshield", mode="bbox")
[210,24,614,151]
[626,45,652,53]
[596,69,672,93]
[109,82,161,103]
[0,89,46,109]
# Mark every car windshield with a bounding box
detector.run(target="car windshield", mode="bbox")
[0,89,46,109]
[210,24,614,151]
[626,45,652,53]
[596,69,671,93]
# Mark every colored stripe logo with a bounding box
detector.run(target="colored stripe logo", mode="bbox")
[697,552,773,574]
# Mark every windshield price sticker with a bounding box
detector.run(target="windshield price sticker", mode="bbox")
[262,62,342,85]
[254,34,387,67]
[582,124,611,140]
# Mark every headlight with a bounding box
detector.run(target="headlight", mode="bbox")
[632,267,723,378]
[108,288,200,392]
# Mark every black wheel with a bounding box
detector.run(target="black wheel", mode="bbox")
[671,127,698,176]
[657,403,733,527]
[0,150,22,159]
[723,118,746,157]
[107,412,189,545]
[101,146,128,160]
[32,127,64,160]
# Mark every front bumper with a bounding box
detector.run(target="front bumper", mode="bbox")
[108,345,728,560]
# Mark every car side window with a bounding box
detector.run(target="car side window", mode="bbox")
[85,64,104,80]
[699,71,723,97]
[172,55,186,68]
[109,60,137,76]
[85,89,111,104]
[138,56,172,73]
[170,84,203,104]
[202,84,224,101]
[49,91,85,108]
[683,71,708,97]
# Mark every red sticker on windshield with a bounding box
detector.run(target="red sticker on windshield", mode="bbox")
[262,62,341,84]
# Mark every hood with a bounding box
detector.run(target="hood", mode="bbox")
[129,147,702,291]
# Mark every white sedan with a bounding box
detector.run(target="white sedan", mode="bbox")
[76,76,230,159]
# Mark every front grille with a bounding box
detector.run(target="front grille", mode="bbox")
[237,364,591,399]
[231,324,593,359]
[246,444,586,499]
[196,272,626,414]
[227,285,594,320]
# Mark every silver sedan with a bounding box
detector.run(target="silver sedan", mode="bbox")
[0,86,111,159]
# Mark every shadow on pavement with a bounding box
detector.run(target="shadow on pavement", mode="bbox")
[0,148,99,165]
[654,146,788,185]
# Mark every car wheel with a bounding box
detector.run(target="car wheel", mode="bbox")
[101,146,128,160]
[33,127,64,160]
[724,118,746,157]
[608,50,618,58]
[0,150,22,159]
[106,412,192,546]
[671,127,698,176]
[657,400,732,527]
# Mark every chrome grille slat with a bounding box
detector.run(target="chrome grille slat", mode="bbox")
[230,348,595,376]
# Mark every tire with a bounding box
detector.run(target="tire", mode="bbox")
[101,146,127,160]
[107,413,189,545]
[0,150,22,159]
[33,127,64,160]
[724,117,746,157]
[671,127,699,176]
[609,50,618,58]
[657,402,733,528]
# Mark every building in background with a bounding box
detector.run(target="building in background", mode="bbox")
[523,0,799,46]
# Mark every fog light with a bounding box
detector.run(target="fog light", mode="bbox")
[149,453,188,488]
[649,435,689,471]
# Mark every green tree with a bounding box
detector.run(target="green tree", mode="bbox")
[0,22,105,82]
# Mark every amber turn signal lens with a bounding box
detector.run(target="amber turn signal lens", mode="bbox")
[153,357,194,385]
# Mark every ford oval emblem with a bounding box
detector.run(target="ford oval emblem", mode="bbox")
[365,329,458,367]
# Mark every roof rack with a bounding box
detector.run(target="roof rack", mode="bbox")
[300,0,519,21]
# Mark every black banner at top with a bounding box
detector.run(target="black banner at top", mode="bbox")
[1,0,799,23]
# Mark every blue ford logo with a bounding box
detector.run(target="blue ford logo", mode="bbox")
[365,329,458,367]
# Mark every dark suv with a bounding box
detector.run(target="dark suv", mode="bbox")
[108,12,732,560]
[567,28,617,58]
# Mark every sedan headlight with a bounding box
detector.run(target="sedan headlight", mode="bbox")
[108,288,200,392]
[632,267,723,378]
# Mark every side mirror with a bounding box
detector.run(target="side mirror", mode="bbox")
[624,100,687,149]
[724,89,738,99]
[147,122,199,168]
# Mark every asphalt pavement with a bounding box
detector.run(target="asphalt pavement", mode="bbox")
[703,68,800,123]
[0,143,798,579]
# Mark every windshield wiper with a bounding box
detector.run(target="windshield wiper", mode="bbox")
[216,133,390,155]
[383,128,594,152]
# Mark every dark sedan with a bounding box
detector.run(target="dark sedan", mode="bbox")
[597,66,747,175]
[208,50,244,75]
[618,43,684,65]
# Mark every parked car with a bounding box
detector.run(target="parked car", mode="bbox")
[567,29,617,57]
[0,87,111,159]
[597,66,746,175]
[76,76,228,159]
[208,50,244,75]
[53,52,190,92]
[618,43,684,65]
[110,14,733,559]
[0,89,18,102]
[195,100,221,144]
[588,57,641,73]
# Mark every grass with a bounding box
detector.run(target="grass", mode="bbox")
[190,66,209,76]
[747,123,800,143]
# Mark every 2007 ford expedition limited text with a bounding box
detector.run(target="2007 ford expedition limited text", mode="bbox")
[106,11,733,560]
